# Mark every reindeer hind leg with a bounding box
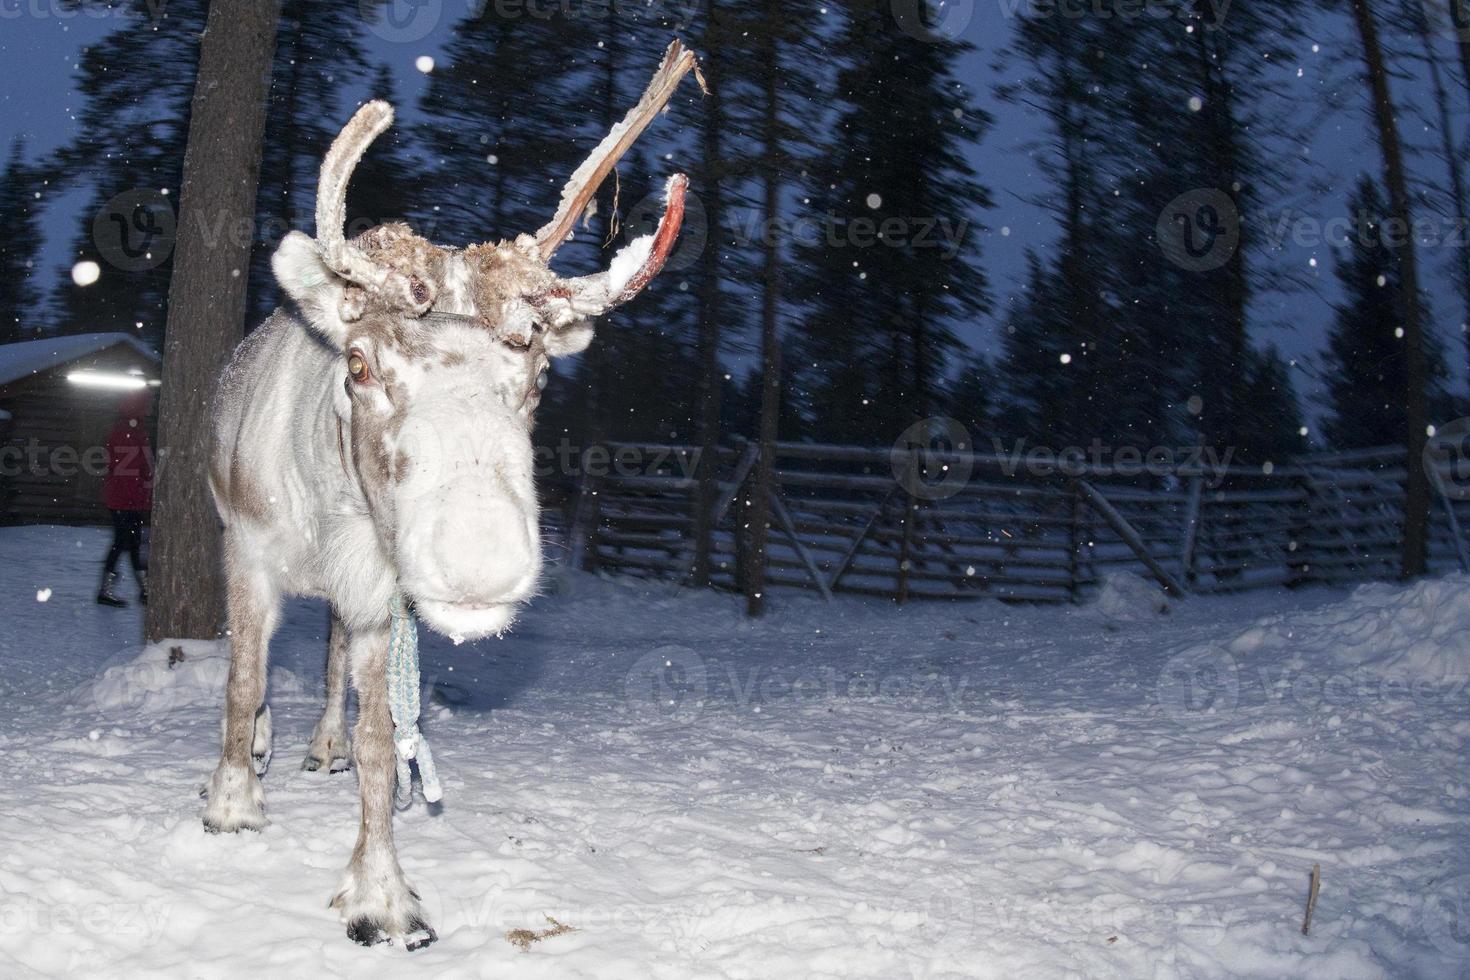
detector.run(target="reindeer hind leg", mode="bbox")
[303,612,352,772]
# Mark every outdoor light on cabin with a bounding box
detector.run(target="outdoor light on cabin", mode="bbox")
[65,370,161,390]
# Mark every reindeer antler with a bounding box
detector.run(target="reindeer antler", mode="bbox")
[316,101,395,288]
[533,39,699,262]
[314,100,433,315]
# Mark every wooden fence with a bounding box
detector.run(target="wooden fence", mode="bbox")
[567,437,1470,604]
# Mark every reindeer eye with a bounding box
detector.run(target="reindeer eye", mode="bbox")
[536,367,549,391]
[347,350,371,384]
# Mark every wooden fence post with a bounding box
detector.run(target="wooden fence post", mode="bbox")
[1075,480,1188,598]
[1068,483,1084,603]
[675,440,759,584]
[1427,457,1470,573]
[896,453,918,605]
[1179,474,1204,586]
[580,470,605,575]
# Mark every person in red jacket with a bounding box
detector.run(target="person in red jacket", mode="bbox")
[98,390,153,607]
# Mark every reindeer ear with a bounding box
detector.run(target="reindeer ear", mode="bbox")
[272,231,352,348]
[543,319,594,358]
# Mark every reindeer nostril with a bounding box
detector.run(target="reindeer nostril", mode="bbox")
[410,276,430,305]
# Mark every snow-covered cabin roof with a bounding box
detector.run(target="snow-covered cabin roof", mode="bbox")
[0,333,160,389]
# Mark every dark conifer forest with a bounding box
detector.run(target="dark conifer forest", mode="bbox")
[4,0,1468,465]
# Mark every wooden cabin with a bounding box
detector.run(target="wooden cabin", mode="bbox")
[0,333,161,525]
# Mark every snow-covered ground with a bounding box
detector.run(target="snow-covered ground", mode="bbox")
[1,525,1468,979]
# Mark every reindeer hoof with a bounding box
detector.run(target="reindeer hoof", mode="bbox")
[303,728,351,774]
[346,917,388,947]
[346,916,436,950]
[405,921,438,951]
[202,811,266,834]
[201,764,267,833]
[301,754,352,773]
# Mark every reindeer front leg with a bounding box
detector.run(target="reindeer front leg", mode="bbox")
[303,613,352,772]
[332,621,435,949]
[202,537,279,832]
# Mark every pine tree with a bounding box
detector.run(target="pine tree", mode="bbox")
[794,0,991,447]
[1235,346,1307,464]
[942,352,993,443]
[994,9,1113,450]
[49,0,208,345]
[414,10,598,253]
[0,139,43,343]
[996,254,1090,447]
[1322,176,1449,450]
[996,1,1302,459]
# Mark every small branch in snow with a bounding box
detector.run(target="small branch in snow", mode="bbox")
[506,915,576,951]
[1301,863,1321,935]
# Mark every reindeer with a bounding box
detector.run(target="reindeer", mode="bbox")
[200,41,698,949]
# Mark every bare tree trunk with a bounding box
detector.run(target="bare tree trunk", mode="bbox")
[746,11,783,618]
[691,7,727,587]
[146,0,281,642]
[1351,0,1432,578]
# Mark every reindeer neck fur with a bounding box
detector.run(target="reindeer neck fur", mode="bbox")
[210,309,397,630]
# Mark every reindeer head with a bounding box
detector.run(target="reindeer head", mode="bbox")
[272,41,697,641]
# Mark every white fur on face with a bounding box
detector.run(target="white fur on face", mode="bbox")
[342,321,545,641]
[261,230,581,641]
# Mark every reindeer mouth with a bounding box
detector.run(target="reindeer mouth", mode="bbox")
[412,598,519,643]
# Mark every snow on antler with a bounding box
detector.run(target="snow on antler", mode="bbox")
[534,39,700,262]
[605,173,688,303]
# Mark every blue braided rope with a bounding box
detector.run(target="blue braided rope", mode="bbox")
[387,595,442,805]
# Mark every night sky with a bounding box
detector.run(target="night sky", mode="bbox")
[1,1,1463,425]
